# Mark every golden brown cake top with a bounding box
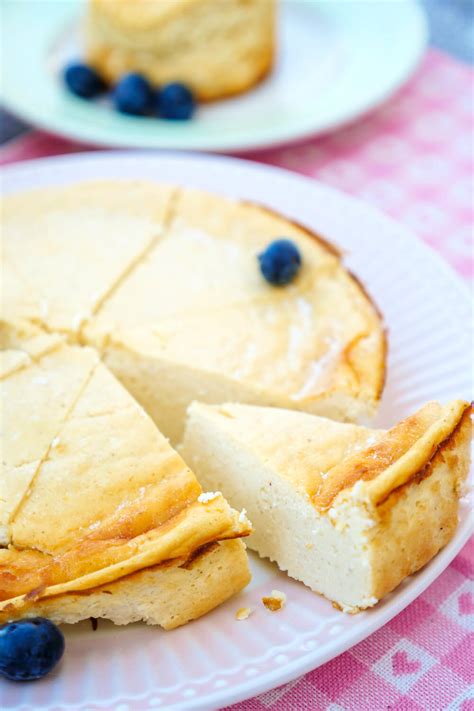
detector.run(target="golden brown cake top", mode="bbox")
[314,400,471,509]
[187,399,472,512]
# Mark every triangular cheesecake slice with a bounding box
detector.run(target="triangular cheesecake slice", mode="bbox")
[180,400,472,612]
[0,327,251,628]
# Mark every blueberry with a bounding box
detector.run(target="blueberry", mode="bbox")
[63,62,106,99]
[258,239,302,286]
[113,73,154,116]
[0,618,65,681]
[156,82,196,120]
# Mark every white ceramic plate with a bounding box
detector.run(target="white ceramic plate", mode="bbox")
[1,152,472,711]
[0,0,427,151]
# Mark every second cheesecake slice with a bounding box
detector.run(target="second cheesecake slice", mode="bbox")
[0,326,251,628]
[180,400,471,612]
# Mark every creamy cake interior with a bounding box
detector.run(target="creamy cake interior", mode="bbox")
[180,400,472,612]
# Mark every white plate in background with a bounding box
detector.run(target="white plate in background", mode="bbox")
[0,0,427,151]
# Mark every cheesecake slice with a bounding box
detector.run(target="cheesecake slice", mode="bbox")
[0,326,251,629]
[85,186,386,443]
[180,400,472,612]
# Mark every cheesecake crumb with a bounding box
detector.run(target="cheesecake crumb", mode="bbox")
[235,606,253,621]
[238,508,248,523]
[51,436,61,448]
[262,589,286,612]
[198,491,221,504]
[305,542,314,550]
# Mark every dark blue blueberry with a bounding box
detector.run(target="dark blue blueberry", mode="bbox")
[156,82,196,120]
[63,62,106,99]
[258,239,302,285]
[0,618,65,681]
[113,73,154,116]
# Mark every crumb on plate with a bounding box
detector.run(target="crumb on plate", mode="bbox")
[262,589,286,612]
[235,606,253,621]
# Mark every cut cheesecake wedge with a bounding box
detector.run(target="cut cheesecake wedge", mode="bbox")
[180,400,472,612]
[0,327,251,628]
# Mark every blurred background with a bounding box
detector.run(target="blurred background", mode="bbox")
[1,0,473,142]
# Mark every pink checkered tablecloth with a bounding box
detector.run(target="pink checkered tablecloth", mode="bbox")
[1,48,473,711]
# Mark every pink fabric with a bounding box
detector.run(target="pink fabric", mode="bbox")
[1,48,473,710]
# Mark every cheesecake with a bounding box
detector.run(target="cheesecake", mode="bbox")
[2,181,386,444]
[85,0,276,101]
[0,324,251,628]
[180,400,472,612]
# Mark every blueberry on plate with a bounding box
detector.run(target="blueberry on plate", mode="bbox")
[258,239,302,285]
[0,618,65,681]
[113,73,154,116]
[156,82,196,120]
[63,62,106,99]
